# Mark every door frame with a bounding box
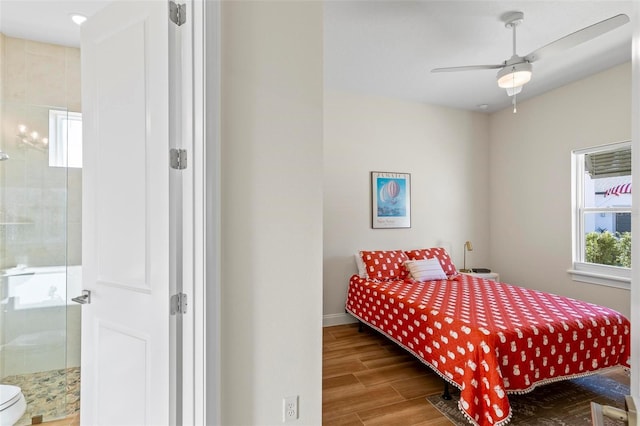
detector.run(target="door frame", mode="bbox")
[190,0,221,424]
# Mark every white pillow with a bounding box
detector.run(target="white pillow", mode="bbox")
[354,252,367,278]
[405,258,447,282]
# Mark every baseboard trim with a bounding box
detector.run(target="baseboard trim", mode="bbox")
[323,312,358,327]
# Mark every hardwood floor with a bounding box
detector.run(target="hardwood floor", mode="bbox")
[40,324,631,426]
[40,413,79,426]
[323,323,630,426]
[323,323,453,426]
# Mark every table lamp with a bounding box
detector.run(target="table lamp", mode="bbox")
[461,241,473,272]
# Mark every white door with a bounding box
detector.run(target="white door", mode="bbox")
[80,2,174,424]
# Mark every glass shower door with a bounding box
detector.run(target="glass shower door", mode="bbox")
[0,34,82,425]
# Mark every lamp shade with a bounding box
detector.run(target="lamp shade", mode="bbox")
[505,86,522,97]
[497,63,532,89]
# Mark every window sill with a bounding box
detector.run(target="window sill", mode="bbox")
[567,268,630,290]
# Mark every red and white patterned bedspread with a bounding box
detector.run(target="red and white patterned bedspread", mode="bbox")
[345,274,630,426]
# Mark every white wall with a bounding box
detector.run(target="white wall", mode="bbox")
[630,0,640,398]
[489,62,631,317]
[220,2,323,424]
[323,90,491,321]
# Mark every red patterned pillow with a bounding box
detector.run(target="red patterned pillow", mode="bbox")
[404,248,457,276]
[359,250,409,281]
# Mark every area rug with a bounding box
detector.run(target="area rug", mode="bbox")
[426,374,629,425]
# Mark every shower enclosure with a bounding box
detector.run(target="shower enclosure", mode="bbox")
[0,34,82,424]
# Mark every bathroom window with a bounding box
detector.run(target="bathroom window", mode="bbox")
[49,109,83,168]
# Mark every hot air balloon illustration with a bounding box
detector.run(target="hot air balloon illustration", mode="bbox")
[379,180,400,204]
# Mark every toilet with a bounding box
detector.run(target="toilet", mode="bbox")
[0,385,26,426]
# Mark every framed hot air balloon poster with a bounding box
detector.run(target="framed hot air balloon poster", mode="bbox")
[371,171,411,228]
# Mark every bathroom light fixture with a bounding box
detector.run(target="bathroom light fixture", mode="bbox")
[460,241,473,273]
[17,124,48,151]
[70,13,87,26]
[0,150,9,161]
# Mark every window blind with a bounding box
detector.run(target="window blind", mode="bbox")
[585,148,631,178]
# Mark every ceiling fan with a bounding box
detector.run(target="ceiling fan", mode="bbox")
[432,12,630,100]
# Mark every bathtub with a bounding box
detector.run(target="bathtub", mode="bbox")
[1,265,82,310]
[1,265,82,376]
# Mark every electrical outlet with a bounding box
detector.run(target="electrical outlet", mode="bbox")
[283,395,298,422]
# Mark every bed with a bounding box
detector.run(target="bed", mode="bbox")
[345,249,630,426]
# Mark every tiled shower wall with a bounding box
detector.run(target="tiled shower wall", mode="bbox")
[0,33,82,269]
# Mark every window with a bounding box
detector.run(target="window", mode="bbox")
[49,109,83,168]
[570,141,631,288]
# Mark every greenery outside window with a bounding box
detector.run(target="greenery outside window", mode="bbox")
[570,141,631,289]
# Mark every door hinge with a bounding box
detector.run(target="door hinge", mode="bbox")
[171,292,188,315]
[169,1,186,26]
[170,148,187,170]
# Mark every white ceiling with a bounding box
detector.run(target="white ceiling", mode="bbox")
[325,1,634,112]
[0,0,109,48]
[0,1,633,114]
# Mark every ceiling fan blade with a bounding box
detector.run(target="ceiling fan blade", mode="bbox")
[524,14,630,63]
[431,64,504,73]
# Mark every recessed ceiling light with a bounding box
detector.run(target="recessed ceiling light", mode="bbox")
[70,13,87,26]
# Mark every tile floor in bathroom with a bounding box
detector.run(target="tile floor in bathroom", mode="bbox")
[2,367,80,426]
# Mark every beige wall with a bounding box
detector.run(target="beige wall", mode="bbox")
[0,34,4,104]
[489,62,631,317]
[221,2,323,424]
[323,62,632,322]
[2,35,81,111]
[323,90,491,321]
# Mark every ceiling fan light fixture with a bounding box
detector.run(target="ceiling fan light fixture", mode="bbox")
[505,86,522,96]
[496,62,532,89]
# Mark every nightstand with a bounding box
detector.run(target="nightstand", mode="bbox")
[462,271,499,282]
